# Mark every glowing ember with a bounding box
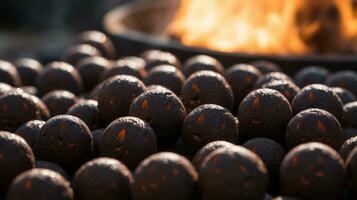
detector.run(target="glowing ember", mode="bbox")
[168,0,357,55]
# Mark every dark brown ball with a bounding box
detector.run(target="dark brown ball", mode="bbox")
[285,109,344,150]
[15,120,45,149]
[141,50,181,71]
[132,152,198,200]
[250,60,281,74]
[238,88,293,141]
[72,158,133,200]
[144,65,185,95]
[7,169,74,200]
[34,115,93,172]
[182,104,238,155]
[66,100,99,130]
[42,90,78,116]
[183,55,224,77]
[180,70,234,112]
[192,141,235,170]
[0,132,35,194]
[100,117,157,169]
[129,88,186,147]
[331,87,356,105]
[326,70,357,96]
[343,101,357,128]
[262,80,300,103]
[280,142,345,200]
[339,136,357,160]
[225,64,262,113]
[13,58,43,86]
[101,56,146,81]
[75,30,116,59]
[294,66,330,88]
[292,84,344,120]
[77,56,112,91]
[0,89,49,131]
[0,60,21,86]
[36,62,83,95]
[199,146,268,200]
[62,44,101,66]
[98,75,146,125]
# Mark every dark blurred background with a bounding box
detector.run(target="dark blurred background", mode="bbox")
[0,0,130,62]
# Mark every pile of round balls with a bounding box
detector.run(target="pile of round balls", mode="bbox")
[1,30,357,200]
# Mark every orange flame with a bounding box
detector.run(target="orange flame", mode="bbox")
[168,0,357,55]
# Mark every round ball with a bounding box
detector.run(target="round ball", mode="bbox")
[0,89,49,131]
[199,146,268,200]
[183,55,224,77]
[13,58,43,86]
[42,90,78,116]
[36,62,83,95]
[292,84,344,120]
[294,66,330,88]
[238,88,293,141]
[61,44,101,66]
[98,75,146,125]
[0,60,21,86]
[72,158,133,200]
[132,152,198,200]
[74,30,116,59]
[144,65,185,95]
[100,117,157,169]
[0,132,35,193]
[35,115,93,171]
[15,120,45,149]
[285,108,344,150]
[77,56,112,91]
[142,50,181,71]
[180,70,234,112]
[129,89,186,147]
[326,70,357,96]
[66,100,99,130]
[225,64,262,113]
[280,142,345,200]
[7,169,73,200]
[182,104,238,155]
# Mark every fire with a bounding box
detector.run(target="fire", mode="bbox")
[168,0,357,55]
